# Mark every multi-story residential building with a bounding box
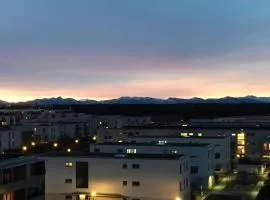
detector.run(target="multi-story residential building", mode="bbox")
[0,155,45,200]
[0,127,32,153]
[96,124,270,161]
[42,152,190,200]
[128,136,231,173]
[90,142,215,190]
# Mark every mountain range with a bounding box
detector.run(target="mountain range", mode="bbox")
[2,95,270,105]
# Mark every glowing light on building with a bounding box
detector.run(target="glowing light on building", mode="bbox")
[236,132,245,157]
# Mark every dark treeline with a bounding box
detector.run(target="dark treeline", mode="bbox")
[26,104,270,119]
[4,103,270,119]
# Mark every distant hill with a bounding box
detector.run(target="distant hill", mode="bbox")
[4,95,270,105]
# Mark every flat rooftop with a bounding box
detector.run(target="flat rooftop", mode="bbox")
[0,155,41,169]
[131,135,227,139]
[122,125,270,130]
[41,152,185,160]
[95,142,210,147]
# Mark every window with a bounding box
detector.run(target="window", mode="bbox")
[123,181,127,186]
[132,181,140,187]
[132,164,140,169]
[190,166,198,174]
[186,161,188,171]
[127,149,136,154]
[215,164,221,171]
[214,153,221,159]
[14,165,26,181]
[171,150,178,154]
[65,179,72,183]
[65,162,73,167]
[123,164,127,169]
[94,148,100,152]
[180,165,182,174]
[65,195,72,200]
[158,140,167,145]
[190,155,197,158]
[180,182,182,191]
[186,178,189,188]
[76,162,88,188]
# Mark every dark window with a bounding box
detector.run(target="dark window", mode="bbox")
[123,181,127,186]
[31,162,45,176]
[190,155,197,158]
[14,188,25,200]
[65,195,72,200]
[94,148,100,152]
[186,161,188,171]
[180,182,182,191]
[122,164,127,169]
[214,153,221,159]
[76,162,88,188]
[186,178,189,188]
[190,166,198,174]
[132,181,140,187]
[215,164,221,171]
[132,164,140,169]
[117,148,124,153]
[14,165,26,181]
[65,179,72,183]
[3,168,12,184]
[180,165,182,174]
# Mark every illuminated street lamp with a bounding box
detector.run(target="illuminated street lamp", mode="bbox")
[22,146,27,152]
[67,148,71,153]
[75,139,79,144]
[91,191,96,200]
[92,136,97,141]
[31,141,36,146]
[53,142,58,148]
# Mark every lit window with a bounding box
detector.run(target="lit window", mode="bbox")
[158,140,167,145]
[127,149,137,154]
[65,162,73,167]
[198,133,202,137]
[180,133,188,137]
[171,150,178,154]
[189,133,194,136]
[231,133,236,137]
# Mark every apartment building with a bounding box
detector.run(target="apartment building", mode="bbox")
[90,142,215,190]
[0,155,45,200]
[128,136,231,173]
[0,127,32,153]
[42,152,190,200]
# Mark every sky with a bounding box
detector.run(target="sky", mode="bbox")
[1,0,270,102]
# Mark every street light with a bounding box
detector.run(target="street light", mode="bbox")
[91,191,96,200]
[31,141,36,146]
[53,142,58,148]
[22,146,27,152]
[75,139,79,144]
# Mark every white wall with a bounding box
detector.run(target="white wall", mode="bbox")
[43,155,190,200]
[90,143,213,189]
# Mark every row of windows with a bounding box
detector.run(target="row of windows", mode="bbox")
[123,181,140,187]
[122,164,140,169]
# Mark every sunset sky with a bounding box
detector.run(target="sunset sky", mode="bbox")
[1,0,270,102]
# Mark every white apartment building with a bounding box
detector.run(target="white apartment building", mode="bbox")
[90,142,215,190]
[0,128,26,153]
[129,136,231,173]
[42,152,190,200]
